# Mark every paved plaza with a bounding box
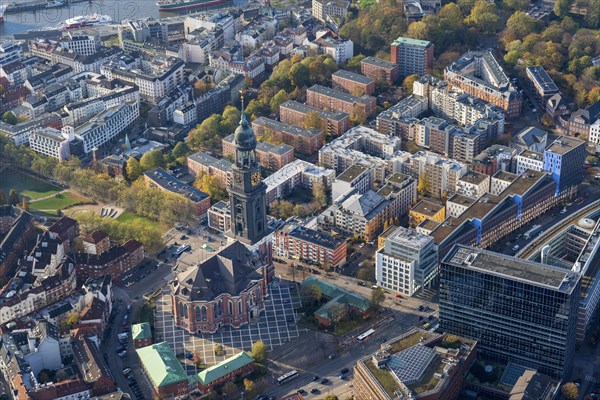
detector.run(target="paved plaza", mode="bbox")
[154,280,307,373]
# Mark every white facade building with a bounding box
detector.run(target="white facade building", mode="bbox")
[28,127,72,161]
[515,150,544,175]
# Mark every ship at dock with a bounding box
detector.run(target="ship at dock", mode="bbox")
[157,0,229,12]
[59,13,113,29]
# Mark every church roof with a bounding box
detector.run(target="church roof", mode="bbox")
[172,241,265,301]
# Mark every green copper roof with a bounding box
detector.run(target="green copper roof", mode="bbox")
[302,276,371,312]
[136,342,188,388]
[131,322,151,341]
[197,352,255,385]
[391,36,431,47]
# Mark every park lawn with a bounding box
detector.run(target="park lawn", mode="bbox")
[30,192,91,213]
[0,170,61,199]
[116,210,163,230]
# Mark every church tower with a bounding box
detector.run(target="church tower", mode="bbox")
[226,100,268,246]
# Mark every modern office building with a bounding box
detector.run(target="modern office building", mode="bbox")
[543,136,586,196]
[439,245,581,378]
[389,37,434,78]
[375,226,438,296]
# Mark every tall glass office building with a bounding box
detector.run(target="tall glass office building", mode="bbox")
[439,245,581,378]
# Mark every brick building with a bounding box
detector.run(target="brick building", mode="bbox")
[72,336,116,395]
[74,239,144,283]
[331,70,376,96]
[251,117,323,154]
[279,100,350,137]
[136,342,190,398]
[274,217,347,268]
[144,167,211,217]
[360,56,400,84]
[222,134,295,170]
[82,230,110,255]
[307,84,376,118]
[132,322,152,348]
[196,352,255,394]
[186,151,232,188]
[389,37,434,78]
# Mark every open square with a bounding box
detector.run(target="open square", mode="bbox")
[154,280,307,374]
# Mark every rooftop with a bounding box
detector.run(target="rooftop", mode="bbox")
[337,164,369,182]
[417,219,441,232]
[279,100,348,121]
[444,245,580,294]
[308,84,374,105]
[361,56,398,70]
[144,167,209,204]
[197,351,254,385]
[136,342,188,388]
[132,322,152,341]
[526,66,559,94]
[546,136,585,155]
[447,193,476,207]
[252,117,321,139]
[459,171,489,185]
[283,220,345,251]
[385,226,433,249]
[492,170,518,182]
[332,69,375,85]
[391,36,432,47]
[411,200,444,217]
[302,276,370,312]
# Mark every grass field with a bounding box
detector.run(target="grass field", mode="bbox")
[116,210,161,230]
[0,169,61,199]
[30,192,91,215]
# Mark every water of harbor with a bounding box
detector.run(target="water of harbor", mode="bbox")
[1,0,160,37]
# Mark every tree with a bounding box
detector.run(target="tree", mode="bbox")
[561,382,579,400]
[7,189,19,205]
[350,105,367,126]
[357,262,375,283]
[1,111,18,125]
[417,174,430,196]
[139,150,164,171]
[304,111,326,132]
[541,113,554,127]
[465,0,502,34]
[312,181,328,205]
[270,89,290,115]
[222,381,238,397]
[194,79,215,96]
[586,156,599,164]
[289,62,310,88]
[172,142,190,159]
[214,344,225,356]
[126,158,143,181]
[250,340,268,363]
[66,312,79,326]
[585,0,599,27]
[403,74,419,95]
[194,350,204,368]
[243,378,255,392]
[319,396,339,400]
[406,21,429,40]
[346,54,366,71]
[505,11,543,39]
[588,88,600,105]
[554,0,571,17]
[194,173,226,201]
[371,287,385,310]
[503,0,530,10]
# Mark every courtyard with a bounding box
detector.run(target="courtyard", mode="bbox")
[154,280,307,374]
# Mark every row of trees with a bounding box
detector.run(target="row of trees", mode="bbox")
[186,105,241,151]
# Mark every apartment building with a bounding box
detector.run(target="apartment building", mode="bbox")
[307,84,376,118]
[137,342,190,398]
[331,70,376,96]
[28,127,72,161]
[440,245,580,378]
[526,66,560,108]
[490,170,518,195]
[264,159,335,205]
[400,151,467,198]
[445,51,522,118]
[144,168,211,217]
[409,200,445,228]
[446,193,476,218]
[389,36,434,77]
[591,119,600,147]
[515,150,544,175]
[376,95,427,138]
[207,201,232,233]
[360,56,400,84]
[222,134,295,170]
[564,100,600,138]
[455,170,490,199]
[100,56,185,102]
[375,226,438,296]
[471,145,517,176]
[279,100,350,137]
[252,117,323,154]
[187,151,232,188]
[67,100,139,154]
[312,0,350,22]
[274,217,347,267]
[0,41,22,67]
[332,164,372,202]
[311,36,353,64]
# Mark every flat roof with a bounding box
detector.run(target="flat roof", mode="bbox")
[411,200,444,217]
[385,226,432,249]
[504,170,548,196]
[308,84,374,105]
[447,193,476,207]
[337,164,369,182]
[546,136,585,155]
[279,100,348,121]
[386,172,411,186]
[518,150,543,160]
[459,171,489,185]
[144,167,209,203]
[252,116,321,138]
[526,66,559,94]
[361,56,398,70]
[444,245,580,294]
[492,170,518,182]
[391,36,431,47]
[332,69,375,85]
[417,218,441,231]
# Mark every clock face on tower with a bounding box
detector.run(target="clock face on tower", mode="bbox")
[251,171,261,187]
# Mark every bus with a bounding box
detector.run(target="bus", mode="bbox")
[357,328,375,341]
[523,224,542,240]
[277,370,298,385]
[175,244,191,256]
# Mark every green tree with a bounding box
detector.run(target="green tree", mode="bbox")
[270,89,290,115]
[417,174,430,196]
[586,156,599,164]
[194,173,226,201]
[505,11,543,39]
[585,0,599,27]
[223,381,237,397]
[350,105,367,126]
[290,62,310,88]
[250,340,268,363]
[370,287,385,310]
[187,114,222,150]
[312,181,328,204]
[588,87,600,105]
[554,0,571,18]
[139,150,164,171]
[465,0,502,34]
[172,142,190,159]
[561,382,579,400]
[303,111,326,132]
[346,54,366,71]
[406,21,429,40]
[358,262,376,283]
[7,188,19,205]
[403,74,419,95]
[1,111,18,125]
[214,343,225,356]
[126,157,143,181]
[503,0,530,10]
[221,105,241,135]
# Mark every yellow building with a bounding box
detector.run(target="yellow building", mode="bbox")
[409,200,445,228]
[377,225,398,249]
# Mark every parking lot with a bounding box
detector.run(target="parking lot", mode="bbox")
[154,280,307,373]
